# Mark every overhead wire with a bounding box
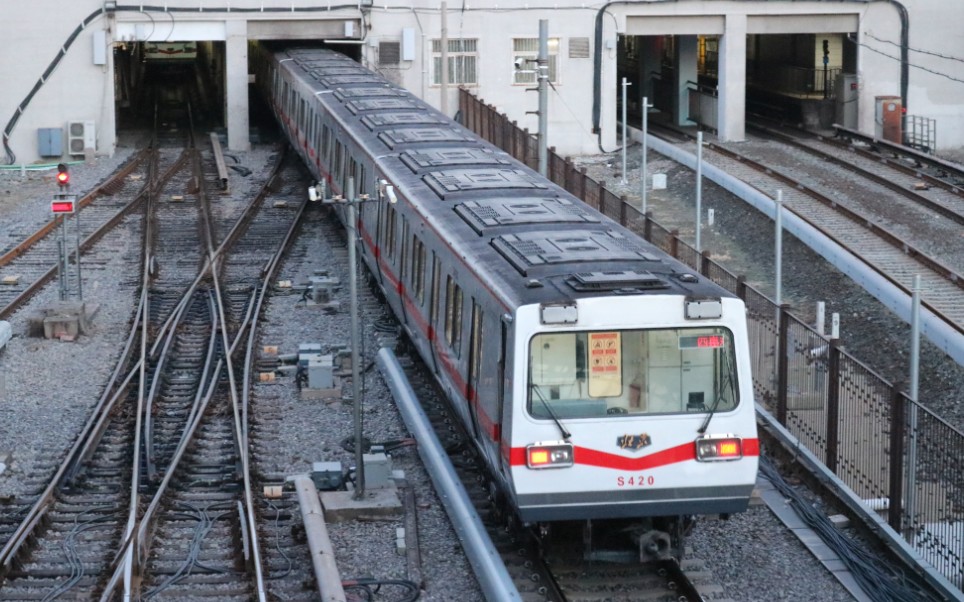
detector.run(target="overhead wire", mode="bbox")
[852,34,964,86]
[864,32,964,65]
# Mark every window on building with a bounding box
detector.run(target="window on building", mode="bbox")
[432,39,479,86]
[512,37,560,84]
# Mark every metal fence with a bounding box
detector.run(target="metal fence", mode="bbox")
[458,88,964,590]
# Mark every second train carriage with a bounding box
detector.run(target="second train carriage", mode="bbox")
[254,45,760,559]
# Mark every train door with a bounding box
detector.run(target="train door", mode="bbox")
[498,315,511,479]
[427,253,442,376]
[397,218,410,327]
[466,299,484,442]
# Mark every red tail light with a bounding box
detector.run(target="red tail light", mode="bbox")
[526,442,574,469]
[695,435,743,462]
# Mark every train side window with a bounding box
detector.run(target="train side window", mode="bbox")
[334,141,343,190]
[313,113,321,152]
[322,125,331,163]
[356,163,365,196]
[445,275,463,355]
[377,201,388,251]
[468,301,483,394]
[399,219,409,282]
[387,206,398,259]
[347,156,357,194]
[429,255,441,333]
[412,236,426,303]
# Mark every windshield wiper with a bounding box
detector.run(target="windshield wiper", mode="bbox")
[698,351,734,434]
[531,385,571,441]
[697,391,726,434]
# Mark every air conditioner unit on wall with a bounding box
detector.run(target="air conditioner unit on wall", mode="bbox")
[67,121,95,156]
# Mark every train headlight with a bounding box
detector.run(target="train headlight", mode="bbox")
[695,435,743,462]
[526,441,574,469]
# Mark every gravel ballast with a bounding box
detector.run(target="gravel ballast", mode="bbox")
[5,126,954,600]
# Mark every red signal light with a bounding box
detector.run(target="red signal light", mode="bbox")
[56,163,70,187]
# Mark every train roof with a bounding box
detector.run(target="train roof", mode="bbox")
[275,48,736,310]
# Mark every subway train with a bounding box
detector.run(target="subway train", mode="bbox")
[253,45,760,560]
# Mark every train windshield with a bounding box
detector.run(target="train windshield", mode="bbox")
[527,327,738,418]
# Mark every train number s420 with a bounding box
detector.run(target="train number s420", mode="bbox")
[616,475,655,487]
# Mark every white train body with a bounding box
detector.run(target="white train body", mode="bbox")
[254,46,759,544]
[508,295,759,522]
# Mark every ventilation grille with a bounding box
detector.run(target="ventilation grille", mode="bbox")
[491,230,662,277]
[567,270,667,292]
[346,98,421,114]
[424,168,547,199]
[569,38,590,59]
[379,41,401,66]
[454,198,599,234]
[400,148,511,171]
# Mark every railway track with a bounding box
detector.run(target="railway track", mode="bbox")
[649,120,964,340]
[0,97,307,598]
[387,344,714,602]
[0,151,151,319]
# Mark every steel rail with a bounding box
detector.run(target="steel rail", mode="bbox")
[104,149,294,602]
[692,139,964,339]
[0,151,158,320]
[748,122,964,225]
[0,150,148,268]
[834,123,964,188]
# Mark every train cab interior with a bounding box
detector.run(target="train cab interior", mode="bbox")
[527,327,738,419]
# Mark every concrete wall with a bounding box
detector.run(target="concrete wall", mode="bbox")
[0,2,115,166]
[1,1,963,165]
[360,3,603,156]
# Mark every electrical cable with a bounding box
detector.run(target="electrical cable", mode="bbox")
[41,507,114,601]
[851,34,964,86]
[342,577,421,602]
[265,499,293,580]
[864,32,964,65]
[759,456,932,602]
[143,501,237,599]
[2,3,361,165]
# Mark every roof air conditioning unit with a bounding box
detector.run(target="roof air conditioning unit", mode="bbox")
[67,121,96,156]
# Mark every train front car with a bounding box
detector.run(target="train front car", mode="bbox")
[507,285,759,561]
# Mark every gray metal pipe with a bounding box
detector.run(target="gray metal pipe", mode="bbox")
[537,19,549,177]
[375,348,522,602]
[292,475,347,602]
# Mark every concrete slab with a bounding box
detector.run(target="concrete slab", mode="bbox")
[320,485,403,523]
[300,386,341,401]
[28,301,98,338]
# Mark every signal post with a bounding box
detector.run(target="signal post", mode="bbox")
[29,163,93,341]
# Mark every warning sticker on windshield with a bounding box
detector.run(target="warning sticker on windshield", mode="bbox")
[588,332,621,397]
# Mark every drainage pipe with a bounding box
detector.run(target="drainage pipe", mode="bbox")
[292,475,347,602]
[376,348,522,602]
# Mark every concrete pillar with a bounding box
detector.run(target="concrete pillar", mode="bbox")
[674,36,698,126]
[718,14,747,142]
[100,25,118,158]
[225,19,251,152]
[599,20,618,152]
